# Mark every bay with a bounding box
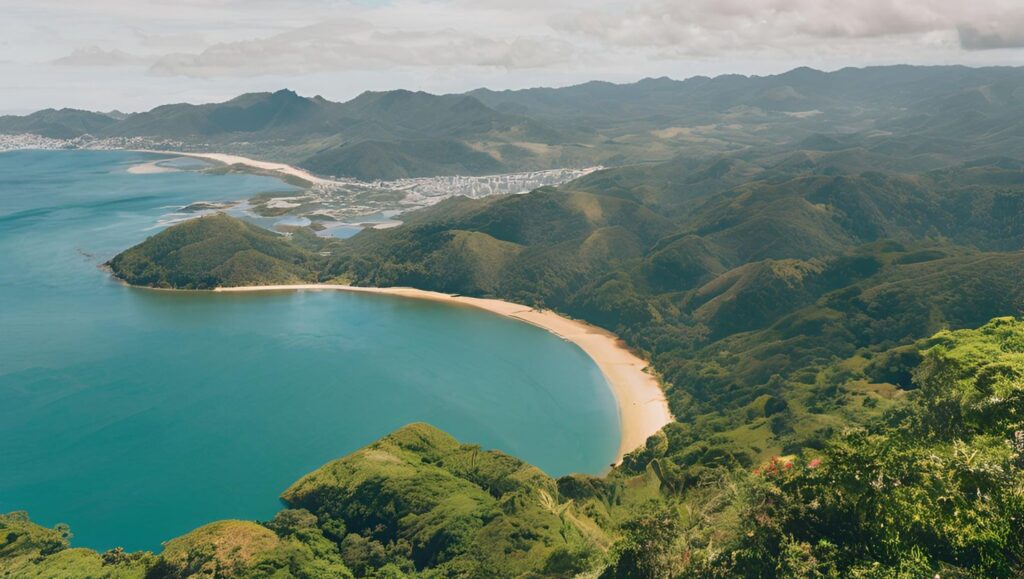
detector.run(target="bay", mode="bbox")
[0,150,619,552]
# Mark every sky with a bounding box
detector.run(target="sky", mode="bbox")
[2,0,1024,114]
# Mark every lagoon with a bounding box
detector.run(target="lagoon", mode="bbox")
[0,150,619,552]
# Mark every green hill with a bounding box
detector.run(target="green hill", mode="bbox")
[300,139,505,180]
[280,423,601,575]
[316,153,1024,471]
[107,213,319,289]
[0,108,117,139]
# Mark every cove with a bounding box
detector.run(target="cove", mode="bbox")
[0,150,620,552]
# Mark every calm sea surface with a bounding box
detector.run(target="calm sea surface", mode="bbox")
[0,150,619,552]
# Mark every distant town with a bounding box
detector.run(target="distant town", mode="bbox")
[1,132,601,227]
[0,133,185,153]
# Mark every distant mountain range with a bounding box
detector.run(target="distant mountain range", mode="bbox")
[4,65,1024,180]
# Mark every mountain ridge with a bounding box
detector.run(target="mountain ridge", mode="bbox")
[7,64,1024,180]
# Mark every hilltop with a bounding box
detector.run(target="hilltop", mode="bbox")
[107,213,320,289]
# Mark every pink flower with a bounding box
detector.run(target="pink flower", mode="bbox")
[784,462,793,470]
[808,459,821,469]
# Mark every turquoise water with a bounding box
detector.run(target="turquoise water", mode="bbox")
[0,150,619,552]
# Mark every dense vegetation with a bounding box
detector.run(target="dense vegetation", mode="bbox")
[627,317,1024,577]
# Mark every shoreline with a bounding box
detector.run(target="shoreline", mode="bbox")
[132,149,329,187]
[211,284,674,467]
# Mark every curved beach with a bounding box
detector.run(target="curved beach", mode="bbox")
[213,284,674,465]
[133,150,331,186]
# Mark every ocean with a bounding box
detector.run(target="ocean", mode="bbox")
[0,150,619,552]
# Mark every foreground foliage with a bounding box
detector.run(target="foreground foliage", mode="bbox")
[637,318,1024,577]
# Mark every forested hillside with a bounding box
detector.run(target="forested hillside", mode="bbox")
[108,213,318,289]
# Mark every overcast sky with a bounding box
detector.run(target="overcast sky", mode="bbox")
[2,0,1024,114]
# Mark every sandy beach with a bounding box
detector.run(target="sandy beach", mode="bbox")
[213,284,674,466]
[133,150,331,186]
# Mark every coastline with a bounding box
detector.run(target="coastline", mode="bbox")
[117,151,674,465]
[132,149,330,187]
[212,284,674,466]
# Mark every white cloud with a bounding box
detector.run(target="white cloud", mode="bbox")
[5,0,1024,112]
[554,0,1024,55]
[147,21,576,77]
[53,46,150,67]
[958,14,1024,50]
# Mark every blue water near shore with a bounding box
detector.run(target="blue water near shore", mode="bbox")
[0,150,619,552]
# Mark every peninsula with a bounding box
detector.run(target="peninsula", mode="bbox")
[134,149,331,187]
